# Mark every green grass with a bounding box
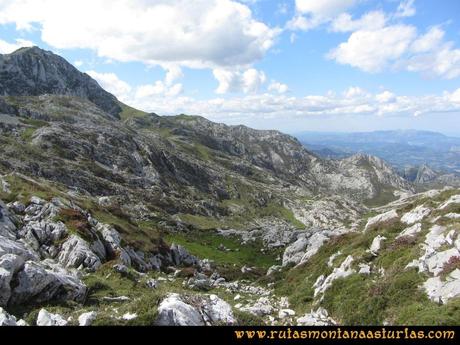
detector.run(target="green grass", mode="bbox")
[118,102,149,121]
[0,174,65,204]
[165,230,279,270]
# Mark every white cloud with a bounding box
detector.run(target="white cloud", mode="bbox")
[268,81,289,94]
[213,68,266,94]
[86,70,132,102]
[328,25,417,72]
[330,11,387,32]
[410,26,444,53]
[164,66,183,86]
[74,60,84,67]
[295,0,359,19]
[0,0,279,69]
[376,91,396,103]
[126,87,460,124]
[288,0,359,31]
[88,69,183,103]
[450,88,460,103]
[344,86,367,98]
[395,0,416,18]
[329,10,460,80]
[0,38,34,54]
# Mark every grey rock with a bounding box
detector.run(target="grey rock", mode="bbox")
[0,254,25,307]
[170,243,199,267]
[9,261,86,305]
[0,47,121,117]
[78,311,97,326]
[36,309,68,326]
[58,235,101,271]
[155,293,235,326]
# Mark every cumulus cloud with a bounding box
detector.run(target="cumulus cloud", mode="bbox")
[213,68,266,94]
[328,16,460,80]
[123,84,460,124]
[288,0,359,31]
[86,71,132,102]
[0,38,34,54]
[88,69,184,102]
[328,25,417,72]
[330,11,387,32]
[395,0,416,18]
[0,0,279,69]
[268,81,289,94]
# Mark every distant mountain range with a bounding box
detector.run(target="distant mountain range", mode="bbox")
[295,130,460,176]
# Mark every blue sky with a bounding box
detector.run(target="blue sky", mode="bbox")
[0,0,459,135]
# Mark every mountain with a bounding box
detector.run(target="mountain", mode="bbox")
[0,47,122,117]
[295,130,460,175]
[0,47,458,326]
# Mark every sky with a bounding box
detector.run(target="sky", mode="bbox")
[0,0,460,135]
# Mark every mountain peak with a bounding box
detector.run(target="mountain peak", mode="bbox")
[0,46,122,117]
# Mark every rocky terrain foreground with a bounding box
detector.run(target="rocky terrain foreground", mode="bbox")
[0,47,459,326]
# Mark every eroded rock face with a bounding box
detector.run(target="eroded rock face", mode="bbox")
[0,47,121,117]
[0,254,24,307]
[155,293,236,326]
[365,210,399,231]
[314,255,355,297]
[423,269,460,304]
[58,235,102,271]
[282,231,333,267]
[401,205,431,225]
[9,261,87,306]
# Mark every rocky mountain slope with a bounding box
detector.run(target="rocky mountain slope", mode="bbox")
[1,47,457,326]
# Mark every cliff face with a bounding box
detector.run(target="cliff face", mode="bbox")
[0,47,121,117]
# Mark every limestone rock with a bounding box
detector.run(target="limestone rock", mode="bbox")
[423,269,460,304]
[401,205,431,225]
[365,210,399,231]
[0,254,25,306]
[9,261,86,305]
[155,293,235,326]
[314,255,355,297]
[36,309,68,326]
[296,308,336,326]
[78,311,97,326]
[368,235,386,256]
[58,235,102,271]
[396,223,422,239]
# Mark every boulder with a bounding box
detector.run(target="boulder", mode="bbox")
[9,261,86,305]
[170,244,199,267]
[396,223,422,239]
[296,308,336,326]
[36,309,67,326]
[401,206,431,225]
[314,255,355,297]
[0,254,25,307]
[240,297,274,316]
[364,210,398,231]
[278,309,296,319]
[368,235,386,256]
[0,307,19,326]
[78,311,97,326]
[58,235,102,271]
[423,269,460,304]
[155,293,235,326]
[0,235,38,261]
